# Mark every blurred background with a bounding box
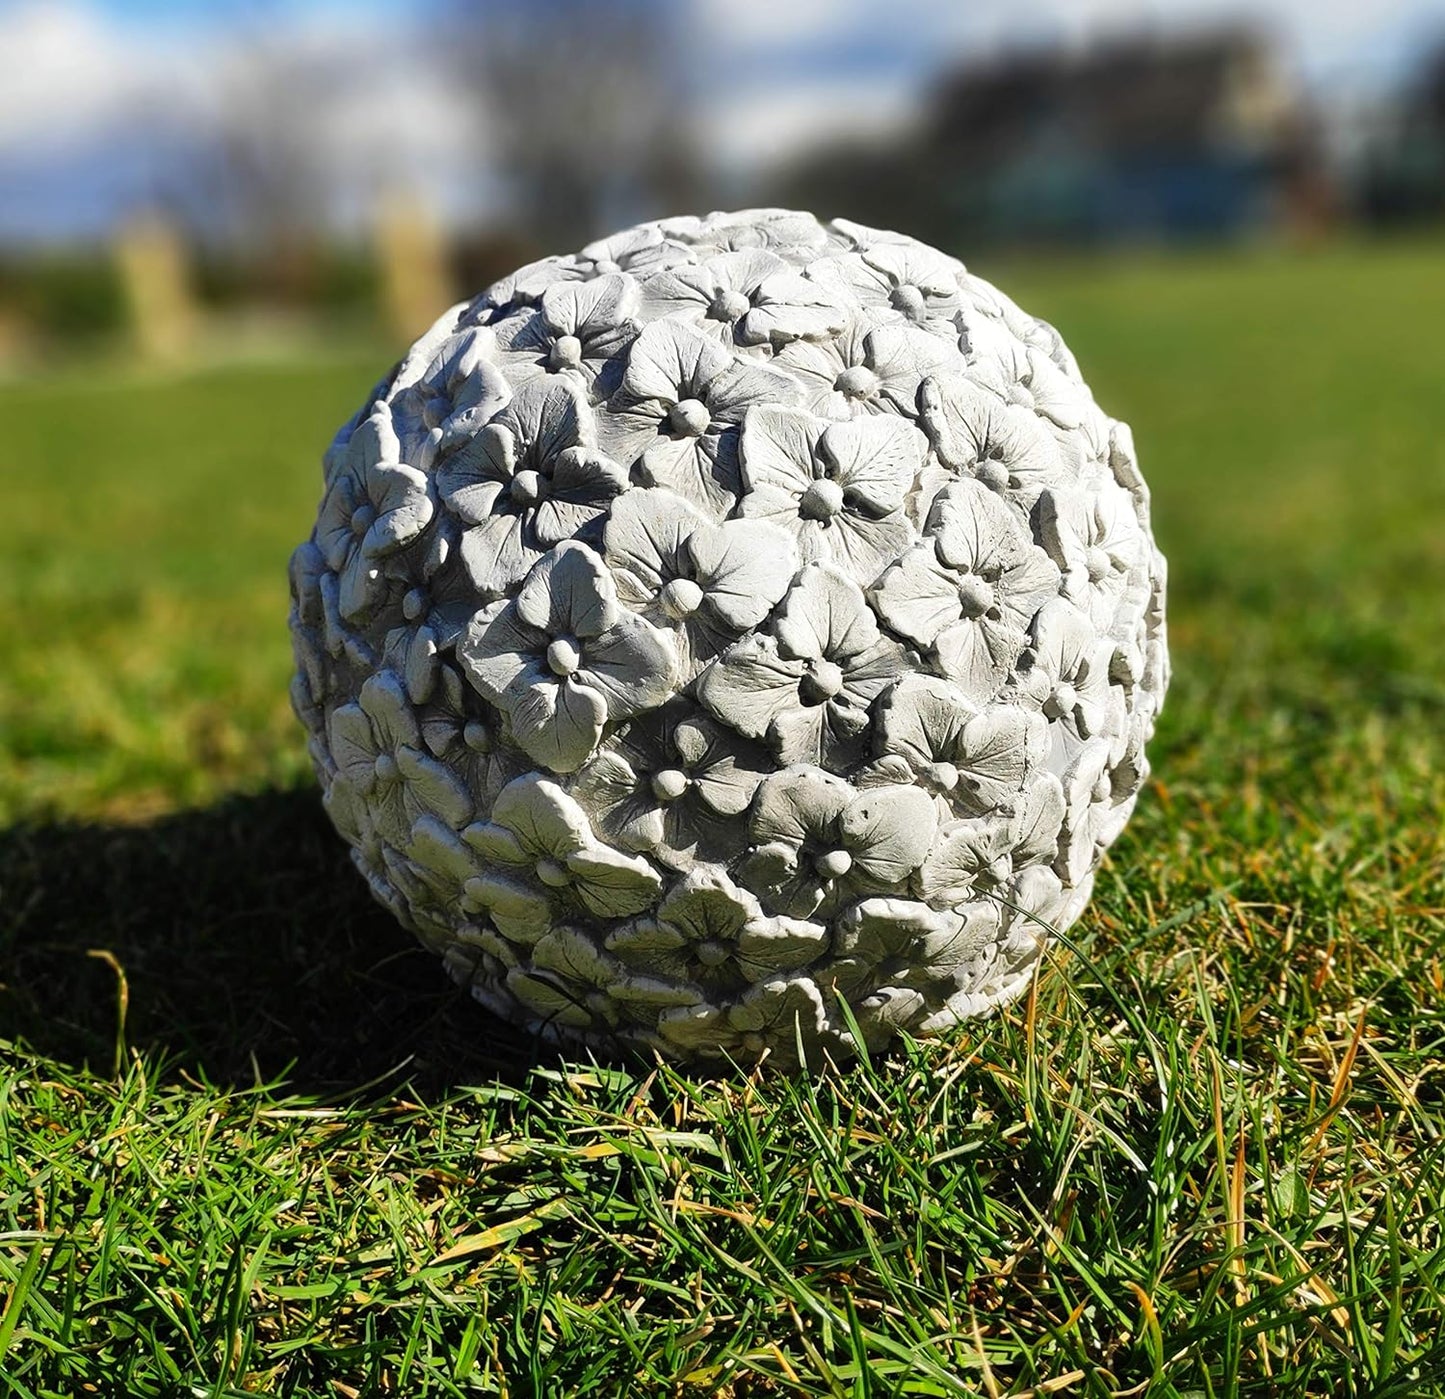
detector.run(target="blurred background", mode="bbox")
[2,0,1445,361]
[1,0,1443,824]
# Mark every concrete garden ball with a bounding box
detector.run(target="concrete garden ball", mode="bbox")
[289,209,1168,1065]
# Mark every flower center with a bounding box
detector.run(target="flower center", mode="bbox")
[815,848,853,879]
[535,858,570,888]
[834,365,879,400]
[890,283,927,320]
[659,576,705,619]
[668,398,711,437]
[511,469,547,506]
[927,760,959,791]
[697,939,731,967]
[986,857,1011,886]
[798,659,845,706]
[402,586,428,621]
[547,635,583,677]
[548,334,584,371]
[463,720,493,753]
[799,477,845,521]
[975,459,1009,492]
[350,503,377,535]
[709,289,752,322]
[1085,546,1112,583]
[955,574,996,619]
[651,768,689,802]
[373,752,398,783]
[1045,681,1078,721]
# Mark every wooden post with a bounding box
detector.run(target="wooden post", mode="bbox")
[115,213,197,361]
[375,190,454,344]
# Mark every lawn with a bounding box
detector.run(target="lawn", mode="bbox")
[1,239,1443,1397]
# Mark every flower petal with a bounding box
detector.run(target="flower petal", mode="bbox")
[566,847,664,919]
[933,616,1027,705]
[774,563,877,663]
[603,487,709,600]
[458,514,539,596]
[839,785,937,885]
[580,611,679,720]
[638,435,740,519]
[820,415,925,516]
[490,771,593,857]
[749,765,853,848]
[696,634,805,740]
[656,868,761,945]
[457,601,547,703]
[734,915,828,981]
[397,745,475,830]
[954,706,1050,814]
[510,677,609,773]
[686,518,798,633]
[737,405,824,495]
[621,320,732,402]
[824,511,915,589]
[515,541,619,639]
[876,674,975,771]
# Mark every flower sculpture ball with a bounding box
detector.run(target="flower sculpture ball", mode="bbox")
[289,209,1168,1065]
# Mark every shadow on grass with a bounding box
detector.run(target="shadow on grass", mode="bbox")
[0,787,560,1095]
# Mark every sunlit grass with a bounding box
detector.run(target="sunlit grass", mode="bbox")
[1,240,1443,1395]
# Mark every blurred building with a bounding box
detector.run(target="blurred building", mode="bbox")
[1355,43,1445,223]
[780,29,1325,248]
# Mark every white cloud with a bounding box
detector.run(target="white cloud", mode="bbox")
[0,0,488,241]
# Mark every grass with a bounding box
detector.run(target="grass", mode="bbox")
[1,237,1444,1396]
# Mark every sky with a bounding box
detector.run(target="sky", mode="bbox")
[2,0,1443,244]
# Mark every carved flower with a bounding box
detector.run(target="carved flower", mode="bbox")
[871,480,1059,704]
[642,249,848,348]
[607,868,828,991]
[698,563,910,773]
[738,765,937,919]
[389,325,512,458]
[459,542,678,773]
[573,700,771,871]
[917,374,1069,510]
[416,660,522,810]
[477,254,590,314]
[583,222,699,275]
[381,814,489,950]
[493,273,641,394]
[822,897,1000,1002]
[315,408,435,621]
[602,320,801,518]
[326,670,473,846]
[437,376,628,595]
[509,925,701,1035]
[805,244,962,328]
[1055,737,1125,887]
[773,319,952,421]
[873,674,1050,811]
[738,407,923,586]
[379,518,491,705]
[461,773,662,946]
[1019,598,1121,758]
[919,773,1065,909]
[1038,481,1149,634]
[602,487,797,676]
[691,209,833,257]
[653,973,829,1060]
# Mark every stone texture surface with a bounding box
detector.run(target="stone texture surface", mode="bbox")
[289,208,1168,1065]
